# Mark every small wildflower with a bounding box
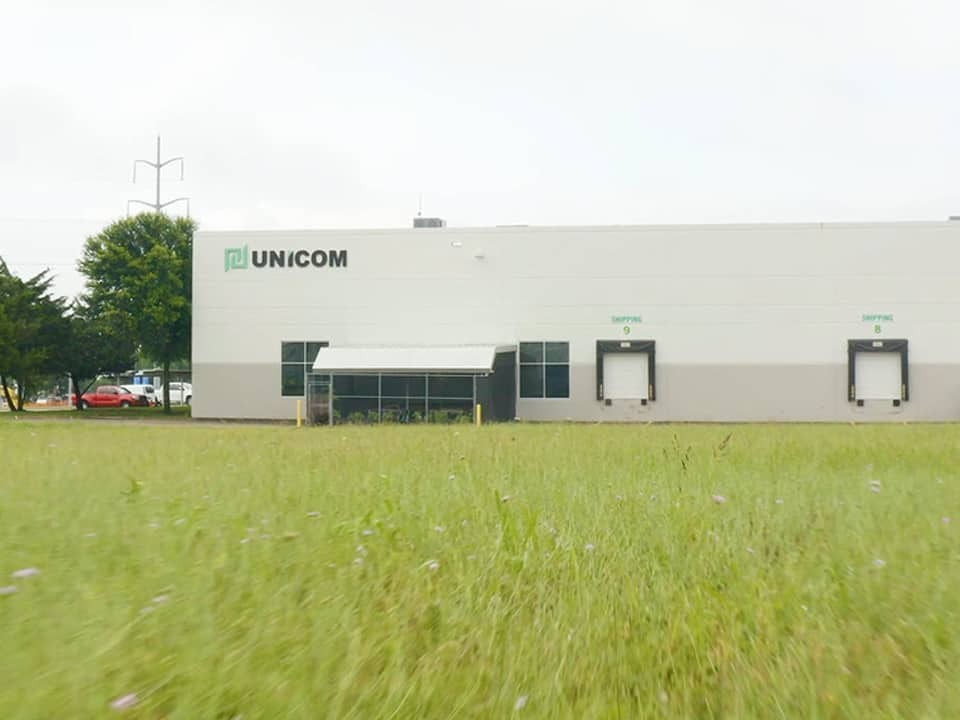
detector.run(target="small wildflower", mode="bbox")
[466,554,476,561]
[0,585,17,596]
[174,518,185,526]
[873,558,887,569]
[615,494,624,502]
[353,557,364,566]
[447,473,456,481]
[711,494,727,504]
[356,545,368,557]
[147,522,160,529]
[361,528,374,536]
[501,495,512,503]
[110,693,138,711]
[943,517,951,525]
[427,560,440,571]
[869,480,881,493]
[306,511,320,518]
[514,695,528,710]
[11,568,39,579]
[746,547,755,554]
[434,525,446,534]
[152,595,170,604]
[775,498,784,505]
[584,543,595,552]
[240,538,251,544]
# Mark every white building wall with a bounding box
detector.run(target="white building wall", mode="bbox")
[192,222,960,421]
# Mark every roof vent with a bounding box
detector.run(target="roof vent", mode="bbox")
[413,217,446,228]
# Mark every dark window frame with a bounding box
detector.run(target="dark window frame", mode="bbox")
[595,340,656,403]
[847,338,908,404]
[518,341,570,399]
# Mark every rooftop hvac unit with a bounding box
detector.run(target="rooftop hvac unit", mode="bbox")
[413,217,446,228]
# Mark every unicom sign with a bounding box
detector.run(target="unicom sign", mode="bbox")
[224,245,348,272]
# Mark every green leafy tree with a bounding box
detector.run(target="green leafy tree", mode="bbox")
[79,214,195,412]
[0,259,69,411]
[61,301,138,410]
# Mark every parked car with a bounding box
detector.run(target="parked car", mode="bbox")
[74,385,149,409]
[120,384,158,407]
[157,382,193,407]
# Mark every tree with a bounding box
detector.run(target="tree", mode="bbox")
[61,301,138,410]
[79,214,195,412]
[0,259,69,411]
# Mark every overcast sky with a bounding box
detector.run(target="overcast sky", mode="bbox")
[2,0,958,298]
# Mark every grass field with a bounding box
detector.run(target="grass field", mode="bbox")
[1,422,958,718]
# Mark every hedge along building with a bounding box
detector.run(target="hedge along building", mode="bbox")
[191,220,960,422]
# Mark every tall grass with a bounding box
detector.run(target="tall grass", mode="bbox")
[1,422,958,718]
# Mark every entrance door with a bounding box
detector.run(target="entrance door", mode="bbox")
[603,353,649,400]
[854,352,901,401]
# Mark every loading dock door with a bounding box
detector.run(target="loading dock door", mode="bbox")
[603,353,649,400]
[854,352,901,400]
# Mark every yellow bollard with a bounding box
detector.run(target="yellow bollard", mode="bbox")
[475,403,482,426]
[296,398,303,428]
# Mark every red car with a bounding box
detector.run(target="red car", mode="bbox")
[74,385,149,409]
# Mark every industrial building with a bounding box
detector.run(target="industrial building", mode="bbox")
[191,220,960,422]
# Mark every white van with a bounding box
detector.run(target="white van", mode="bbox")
[157,382,193,407]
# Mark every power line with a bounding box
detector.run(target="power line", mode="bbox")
[128,136,190,216]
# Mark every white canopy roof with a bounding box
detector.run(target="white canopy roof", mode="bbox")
[312,345,515,374]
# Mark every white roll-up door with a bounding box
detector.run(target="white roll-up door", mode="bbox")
[603,353,649,400]
[854,352,901,400]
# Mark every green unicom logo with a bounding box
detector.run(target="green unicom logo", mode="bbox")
[224,245,249,272]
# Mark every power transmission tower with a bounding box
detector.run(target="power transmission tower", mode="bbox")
[127,136,190,216]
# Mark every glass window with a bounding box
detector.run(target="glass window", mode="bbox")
[519,341,569,399]
[545,342,569,363]
[519,365,544,398]
[545,365,569,398]
[282,364,305,396]
[281,341,329,396]
[282,342,305,363]
[519,342,543,363]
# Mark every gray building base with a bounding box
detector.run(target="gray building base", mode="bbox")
[192,361,960,422]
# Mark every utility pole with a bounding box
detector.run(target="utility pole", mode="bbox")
[127,136,189,216]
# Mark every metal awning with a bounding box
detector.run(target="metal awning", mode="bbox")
[312,345,515,374]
